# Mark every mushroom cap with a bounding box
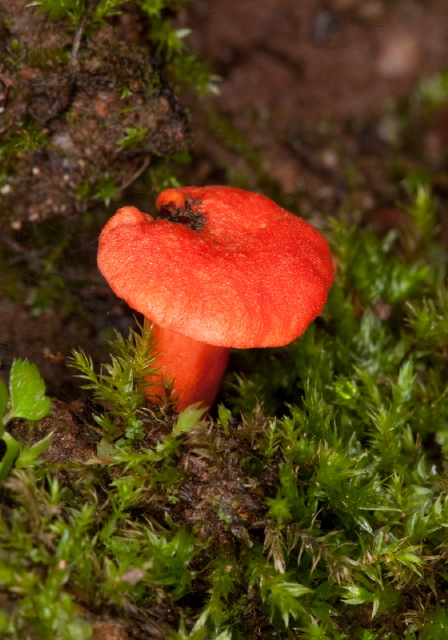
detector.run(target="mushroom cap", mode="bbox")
[97,185,335,348]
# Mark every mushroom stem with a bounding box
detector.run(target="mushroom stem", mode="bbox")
[145,320,231,411]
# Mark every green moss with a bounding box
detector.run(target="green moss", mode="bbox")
[0,124,48,165]
[117,126,150,151]
[28,0,130,30]
[172,54,220,97]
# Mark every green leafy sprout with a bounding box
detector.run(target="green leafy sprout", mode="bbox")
[0,359,51,486]
[68,320,160,441]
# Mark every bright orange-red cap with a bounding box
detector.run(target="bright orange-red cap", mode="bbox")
[97,186,335,348]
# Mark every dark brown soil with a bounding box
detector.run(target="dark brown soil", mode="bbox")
[181,0,448,223]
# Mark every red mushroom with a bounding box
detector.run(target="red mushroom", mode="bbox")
[97,186,335,411]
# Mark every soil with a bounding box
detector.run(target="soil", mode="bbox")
[181,0,448,221]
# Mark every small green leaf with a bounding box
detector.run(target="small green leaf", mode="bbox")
[8,359,51,421]
[342,585,376,606]
[0,432,21,486]
[174,404,207,436]
[16,432,54,468]
[217,404,230,428]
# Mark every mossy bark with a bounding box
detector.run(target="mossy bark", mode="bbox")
[0,0,191,225]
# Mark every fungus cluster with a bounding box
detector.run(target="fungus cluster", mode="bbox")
[97,186,335,411]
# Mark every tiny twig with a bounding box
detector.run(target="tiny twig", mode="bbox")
[119,157,151,191]
[70,13,88,79]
